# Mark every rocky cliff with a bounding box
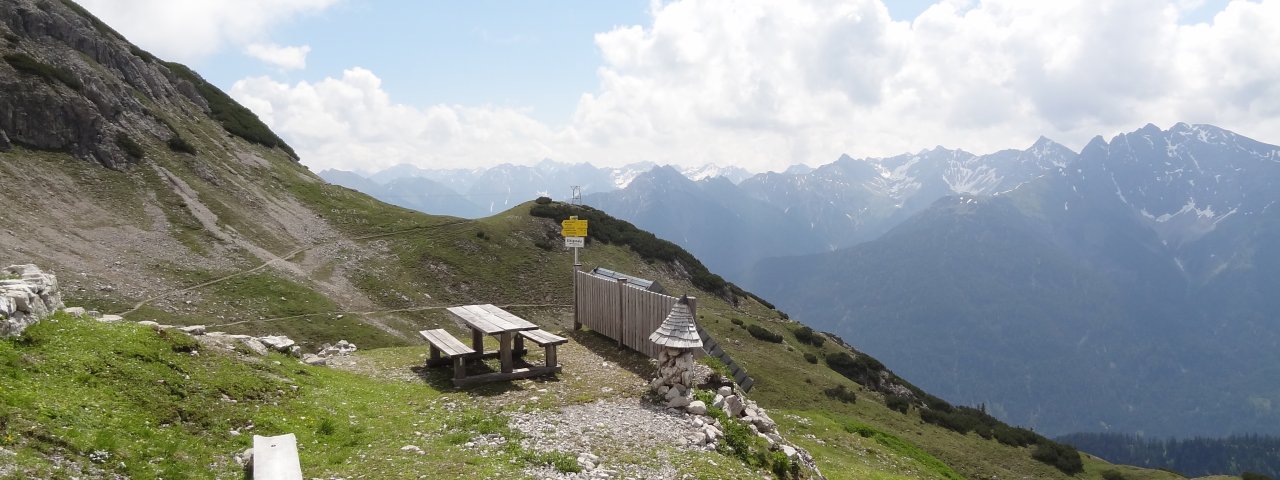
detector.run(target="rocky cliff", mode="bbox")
[0,0,293,168]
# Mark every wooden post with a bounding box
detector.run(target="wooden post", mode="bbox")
[688,296,697,322]
[616,278,628,348]
[545,345,557,368]
[471,329,484,354]
[429,345,441,364]
[453,356,466,380]
[573,264,582,330]
[499,332,514,373]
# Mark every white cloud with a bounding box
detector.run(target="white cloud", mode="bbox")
[245,43,312,70]
[231,0,1280,172]
[231,68,562,172]
[76,0,338,63]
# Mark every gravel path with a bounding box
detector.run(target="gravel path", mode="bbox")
[510,398,706,480]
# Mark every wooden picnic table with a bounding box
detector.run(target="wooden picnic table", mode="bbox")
[447,304,540,375]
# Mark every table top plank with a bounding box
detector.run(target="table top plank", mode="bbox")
[447,304,541,334]
[478,304,538,330]
[447,306,505,334]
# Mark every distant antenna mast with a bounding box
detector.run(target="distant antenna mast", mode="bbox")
[570,186,583,205]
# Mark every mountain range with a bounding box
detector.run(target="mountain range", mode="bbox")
[318,160,754,219]
[742,123,1280,437]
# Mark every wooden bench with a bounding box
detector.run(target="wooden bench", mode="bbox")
[519,329,568,369]
[253,434,302,480]
[420,329,476,380]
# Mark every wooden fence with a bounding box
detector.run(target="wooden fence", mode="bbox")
[573,269,753,392]
[575,270,687,359]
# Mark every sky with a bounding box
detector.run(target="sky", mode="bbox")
[76,0,1277,174]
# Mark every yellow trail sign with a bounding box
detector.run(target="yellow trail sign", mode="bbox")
[561,217,588,237]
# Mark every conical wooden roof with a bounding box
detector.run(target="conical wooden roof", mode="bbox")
[649,296,703,349]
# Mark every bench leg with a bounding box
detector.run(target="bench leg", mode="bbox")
[471,329,484,354]
[453,356,466,380]
[545,345,557,368]
[514,335,525,355]
[500,332,514,373]
[429,345,441,364]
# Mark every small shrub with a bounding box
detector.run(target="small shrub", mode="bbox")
[824,384,857,404]
[316,417,337,436]
[534,196,552,205]
[167,135,197,155]
[1031,441,1084,475]
[843,421,876,438]
[803,352,817,364]
[886,394,911,413]
[993,425,1040,447]
[115,133,144,159]
[747,324,783,343]
[699,356,732,383]
[4,52,81,91]
[1101,470,1129,480]
[1242,473,1273,480]
[792,325,825,347]
[533,238,553,251]
[730,317,744,327]
[825,351,887,388]
[475,230,489,240]
[523,450,581,473]
[163,331,200,354]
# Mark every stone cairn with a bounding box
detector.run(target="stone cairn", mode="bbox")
[0,264,64,337]
[648,295,703,409]
[644,296,823,476]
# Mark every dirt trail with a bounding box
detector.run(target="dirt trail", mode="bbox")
[115,219,471,317]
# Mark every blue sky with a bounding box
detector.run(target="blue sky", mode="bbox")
[80,0,1271,173]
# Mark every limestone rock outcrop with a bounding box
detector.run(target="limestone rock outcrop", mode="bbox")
[0,264,64,337]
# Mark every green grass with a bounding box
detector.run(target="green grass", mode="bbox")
[0,314,599,479]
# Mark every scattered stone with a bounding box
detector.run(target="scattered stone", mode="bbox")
[717,386,733,397]
[302,354,327,366]
[686,400,707,415]
[781,444,797,458]
[178,325,206,336]
[136,320,159,329]
[400,445,424,455]
[63,307,86,317]
[236,447,254,467]
[239,338,270,356]
[723,395,746,417]
[97,314,124,323]
[667,395,691,409]
[258,335,296,352]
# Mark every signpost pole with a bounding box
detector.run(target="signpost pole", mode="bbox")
[573,245,581,331]
[563,216,588,331]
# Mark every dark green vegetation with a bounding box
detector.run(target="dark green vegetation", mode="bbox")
[1060,432,1280,478]
[530,202,756,301]
[747,323,783,343]
[791,326,824,347]
[114,133,144,159]
[3,52,81,91]
[162,61,298,159]
[166,135,196,155]
[693,390,800,480]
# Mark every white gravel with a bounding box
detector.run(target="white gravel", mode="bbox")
[510,398,707,479]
